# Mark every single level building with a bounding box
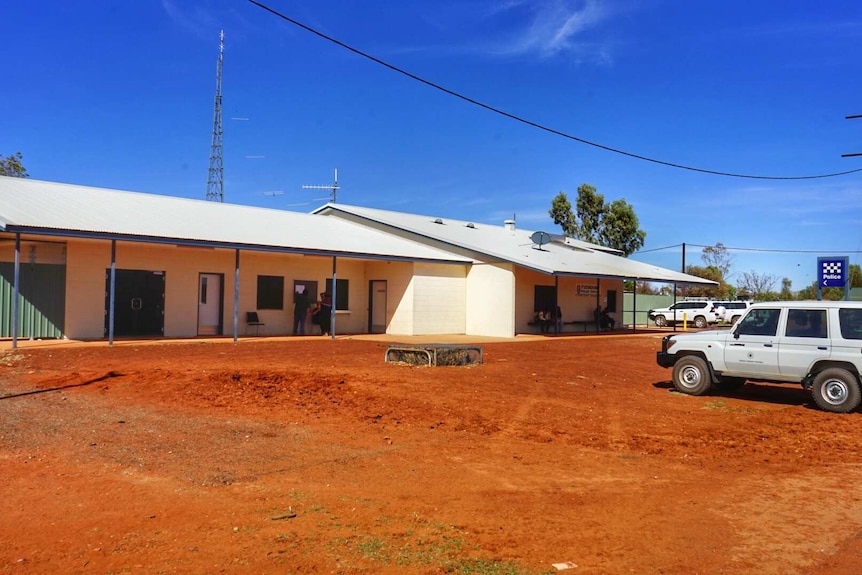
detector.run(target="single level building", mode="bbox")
[0,176,712,343]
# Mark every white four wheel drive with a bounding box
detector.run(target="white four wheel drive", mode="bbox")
[647,301,718,328]
[656,300,862,413]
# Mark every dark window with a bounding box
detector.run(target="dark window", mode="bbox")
[736,308,780,336]
[257,275,284,310]
[839,309,862,340]
[606,290,617,312]
[534,285,556,313]
[325,278,349,311]
[785,309,827,338]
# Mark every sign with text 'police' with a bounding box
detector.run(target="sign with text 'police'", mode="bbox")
[818,256,848,288]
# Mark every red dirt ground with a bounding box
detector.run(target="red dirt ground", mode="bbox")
[2,333,862,575]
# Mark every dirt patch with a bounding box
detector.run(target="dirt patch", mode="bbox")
[2,335,862,574]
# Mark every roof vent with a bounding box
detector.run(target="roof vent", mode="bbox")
[503,219,516,231]
[466,222,475,229]
[433,218,444,225]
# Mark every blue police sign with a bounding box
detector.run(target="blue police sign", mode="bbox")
[818,257,848,288]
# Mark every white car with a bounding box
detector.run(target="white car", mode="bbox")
[713,300,753,324]
[656,300,862,413]
[648,301,718,328]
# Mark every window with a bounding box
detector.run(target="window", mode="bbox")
[839,308,862,340]
[533,285,556,313]
[325,278,350,311]
[605,290,617,312]
[785,309,827,338]
[256,275,284,310]
[736,308,780,336]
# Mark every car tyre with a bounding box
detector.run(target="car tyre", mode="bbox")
[654,315,667,327]
[693,315,707,329]
[671,355,712,396]
[811,368,862,413]
[729,315,742,325]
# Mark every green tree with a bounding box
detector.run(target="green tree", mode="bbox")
[738,270,778,300]
[683,265,727,299]
[701,243,733,279]
[549,183,646,256]
[780,277,794,300]
[549,192,577,237]
[0,152,28,177]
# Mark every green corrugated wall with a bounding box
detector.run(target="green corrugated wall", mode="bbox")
[622,293,674,327]
[0,263,66,339]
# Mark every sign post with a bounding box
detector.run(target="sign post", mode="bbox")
[817,256,850,301]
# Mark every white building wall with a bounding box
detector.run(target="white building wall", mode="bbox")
[62,239,385,339]
[66,240,238,339]
[411,262,466,335]
[514,268,623,333]
[364,260,415,335]
[465,262,515,337]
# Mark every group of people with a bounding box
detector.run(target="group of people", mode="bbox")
[536,306,563,334]
[292,287,332,336]
[535,304,616,334]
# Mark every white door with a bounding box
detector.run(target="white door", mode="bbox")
[370,280,387,334]
[723,307,782,378]
[198,273,222,335]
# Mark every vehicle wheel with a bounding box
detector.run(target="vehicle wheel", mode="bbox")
[654,315,667,327]
[811,368,862,413]
[714,376,746,391]
[671,355,713,396]
[693,315,707,328]
[729,315,741,325]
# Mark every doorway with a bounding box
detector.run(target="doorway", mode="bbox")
[368,280,387,334]
[198,273,224,335]
[105,269,165,337]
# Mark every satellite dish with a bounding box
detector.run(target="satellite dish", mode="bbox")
[530,231,551,248]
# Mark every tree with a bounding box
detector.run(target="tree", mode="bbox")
[780,277,794,300]
[549,192,577,237]
[738,270,778,300]
[683,265,727,299]
[0,152,28,178]
[549,183,646,256]
[701,243,733,279]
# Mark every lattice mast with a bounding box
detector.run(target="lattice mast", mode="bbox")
[206,30,225,202]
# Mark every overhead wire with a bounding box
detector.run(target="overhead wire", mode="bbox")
[248,0,862,181]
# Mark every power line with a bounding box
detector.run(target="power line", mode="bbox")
[247,0,862,182]
[641,243,862,255]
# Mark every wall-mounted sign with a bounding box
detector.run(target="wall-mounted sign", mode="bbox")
[576,284,598,297]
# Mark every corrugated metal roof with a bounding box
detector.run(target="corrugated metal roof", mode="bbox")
[315,203,716,285]
[0,177,471,264]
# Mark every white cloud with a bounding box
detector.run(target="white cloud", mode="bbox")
[160,0,222,41]
[489,0,614,61]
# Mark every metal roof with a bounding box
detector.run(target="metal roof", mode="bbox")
[0,177,471,264]
[314,203,716,285]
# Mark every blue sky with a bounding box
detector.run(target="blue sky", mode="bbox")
[3,1,862,290]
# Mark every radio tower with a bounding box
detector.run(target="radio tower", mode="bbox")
[206,30,225,202]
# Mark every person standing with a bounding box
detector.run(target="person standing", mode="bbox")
[293,286,310,335]
[319,291,332,336]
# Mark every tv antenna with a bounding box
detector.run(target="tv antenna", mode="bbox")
[302,168,340,203]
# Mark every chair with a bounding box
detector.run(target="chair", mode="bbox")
[246,311,264,335]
